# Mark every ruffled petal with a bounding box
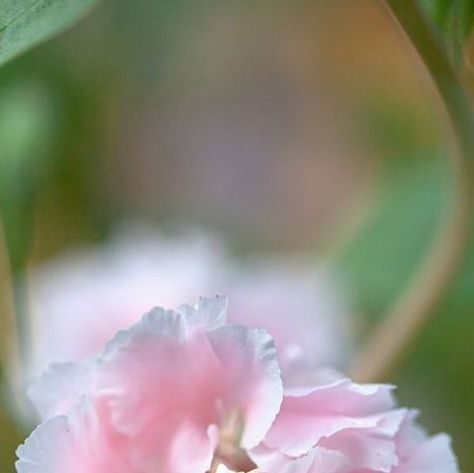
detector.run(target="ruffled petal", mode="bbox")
[275,446,350,473]
[27,362,94,420]
[92,297,281,471]
[16,402,134,473]
[254,379,394,458]
[394,433,459,473]
[393,411,459,473]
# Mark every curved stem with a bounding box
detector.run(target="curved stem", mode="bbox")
[0,220,25,417]
[350,0,474,382]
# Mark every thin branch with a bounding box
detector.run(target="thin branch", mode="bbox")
[350,0,474,382]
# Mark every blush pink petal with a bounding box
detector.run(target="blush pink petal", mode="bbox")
[254,378,395,459]
[27,362,94,419]
[16,402,135,473]
[275,447,351,473]
[392,410,459,473]
[96,297,282,451]
[251,377,459,473]
[393,433,458,473]
[26,296,283,473]
[217,446,351,473]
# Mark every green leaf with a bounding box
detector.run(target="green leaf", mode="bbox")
[0,0,100,67]
[0,81,58,269]
[336,157,448,322]
[420,0,474,65]
[334,153,474,468]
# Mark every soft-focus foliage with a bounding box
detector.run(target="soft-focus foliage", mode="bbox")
[0,0,101,67]
[421,0,474,64]
[0,82,57,269]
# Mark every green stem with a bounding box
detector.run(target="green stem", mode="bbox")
[350,0,474,382]
[0,220,26,419]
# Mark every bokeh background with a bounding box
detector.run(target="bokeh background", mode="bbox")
[0,0,473,471]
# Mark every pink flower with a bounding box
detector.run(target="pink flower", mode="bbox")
[18,297,282,473]
[28,227,351,378]
[249,378,459,473]
[17,297,458,473]
[27,229,227,376]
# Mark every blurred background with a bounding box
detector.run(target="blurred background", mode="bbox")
[0,0,473,471]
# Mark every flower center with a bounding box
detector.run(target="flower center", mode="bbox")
[209,408,256,473]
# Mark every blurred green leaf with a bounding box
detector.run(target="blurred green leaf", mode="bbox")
[337,157,448,322]
[0,81,58,269]
[0,0,100,67]
[420,0,474,65]
[335,152,474,469]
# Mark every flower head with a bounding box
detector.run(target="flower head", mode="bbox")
[18,296,458,473]
[249,378,458,473]
[19,297,282,473]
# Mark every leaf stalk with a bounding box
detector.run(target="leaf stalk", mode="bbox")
[350,0,474,382]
